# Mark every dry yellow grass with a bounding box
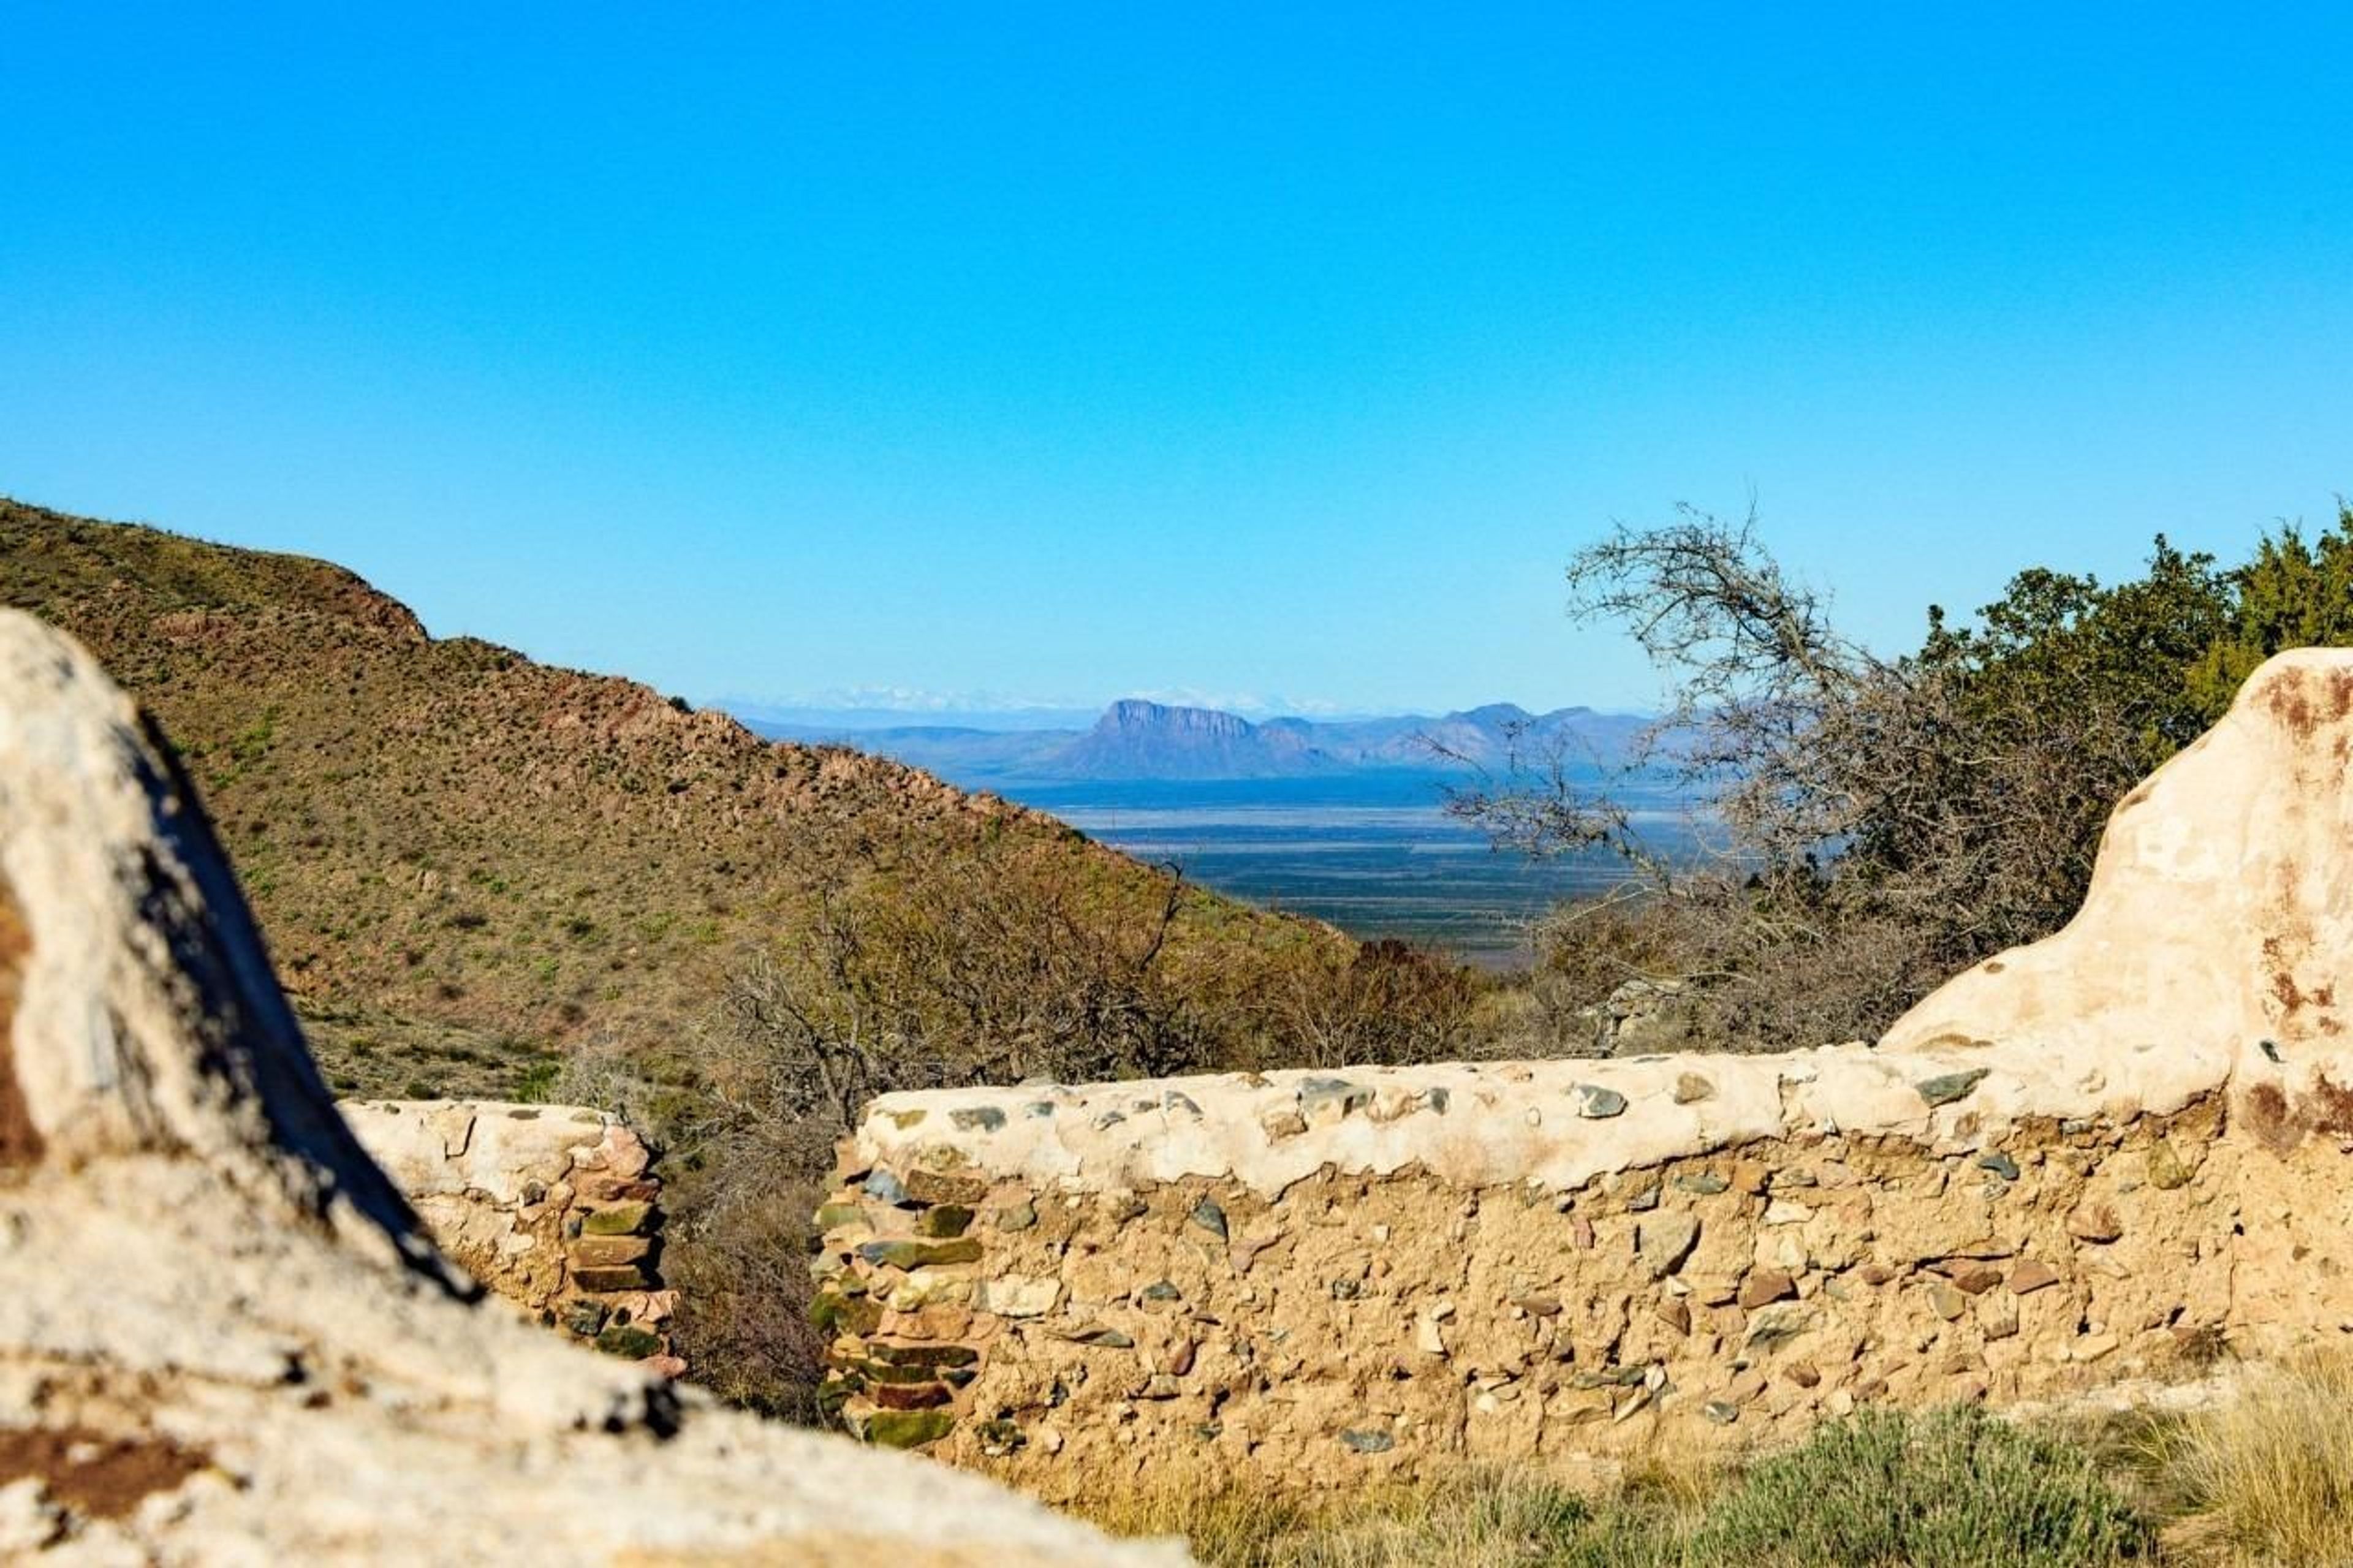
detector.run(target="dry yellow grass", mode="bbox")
[1069,1458,1708,1567]
[2143,1354,2353,1566]
[1071,1467,1309,1566]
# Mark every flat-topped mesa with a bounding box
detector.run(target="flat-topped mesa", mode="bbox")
[817,648,2353,1494]
[0,610,1161,1564]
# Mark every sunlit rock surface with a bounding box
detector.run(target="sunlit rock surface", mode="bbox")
[0,610,1168,1564]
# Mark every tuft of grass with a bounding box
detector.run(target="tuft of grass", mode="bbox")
[1276,1465,1682,1568]
[1077,1469,1314,1567]
[2143,1354,2353,1565]
[1074,1464,1637,1568]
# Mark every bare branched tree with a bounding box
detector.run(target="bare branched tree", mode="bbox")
[1458,504,2230,1050]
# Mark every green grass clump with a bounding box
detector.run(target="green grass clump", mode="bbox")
[1686,1406,2153,1567]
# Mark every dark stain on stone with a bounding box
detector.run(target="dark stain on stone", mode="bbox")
[0,1425,211,1520]
[2243,1073,2353,1154]
[0,876,42,1171]
[2261,665,2353,740]
[2246,1080,2294,1153]
[2309,1074,2353,1138]
[2260,934,2335,1020]
[2265,678,2313,738]
[2329,668,2353,725]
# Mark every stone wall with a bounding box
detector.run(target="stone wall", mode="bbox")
[809,647,2353,1493]
[342,1099,678,1369]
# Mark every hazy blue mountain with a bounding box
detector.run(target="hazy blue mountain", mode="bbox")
[738,696,1655,787]
[1050,700,1344,779]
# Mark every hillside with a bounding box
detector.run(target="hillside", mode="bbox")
[0,497,1341,1097]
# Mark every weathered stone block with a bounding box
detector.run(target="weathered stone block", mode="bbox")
[904,1170,989,1206]
[976,1274,1061,1318]
[1737,1269,1796,1310]
[1636,1213,1700,1278]
[581,1200,656,1237]
[863,1409,956,1449]
[808,1291,884,1336]
[577,1173,660,1205]
[915,1204,975,1238]
[569,1234,653,1269]
[872,1381,952,1411]
[572,1264,653,1292]
[2009,1258,2062,1293]
[858,1238,983,1270]
[868,1342,979,1369]
[1915,1068,1992,1107]
[594,1324,664,1359]
[2068,1203,2123,1243]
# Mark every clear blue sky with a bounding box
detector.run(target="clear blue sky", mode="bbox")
[5,5,2349,715]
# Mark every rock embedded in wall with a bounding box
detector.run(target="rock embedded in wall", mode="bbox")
[814,646,2353,1494]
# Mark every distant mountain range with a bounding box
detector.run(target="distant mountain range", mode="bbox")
[740,697,1654,785]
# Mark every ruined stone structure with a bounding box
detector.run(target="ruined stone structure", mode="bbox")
[814,647,2353,1496]
[0,610,1164,1564]
[343,1099,679,1368]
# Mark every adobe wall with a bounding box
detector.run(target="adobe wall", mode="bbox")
[809,647,2353,1493]
[341,1099,678,1369]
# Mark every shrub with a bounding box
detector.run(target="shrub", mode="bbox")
[1270,937,1482,1070]
[1688,1406,2154,1567]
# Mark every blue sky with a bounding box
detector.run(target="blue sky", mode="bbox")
[4,5,2349,715]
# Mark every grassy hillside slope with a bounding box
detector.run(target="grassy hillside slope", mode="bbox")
[0,497,1339,1097]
